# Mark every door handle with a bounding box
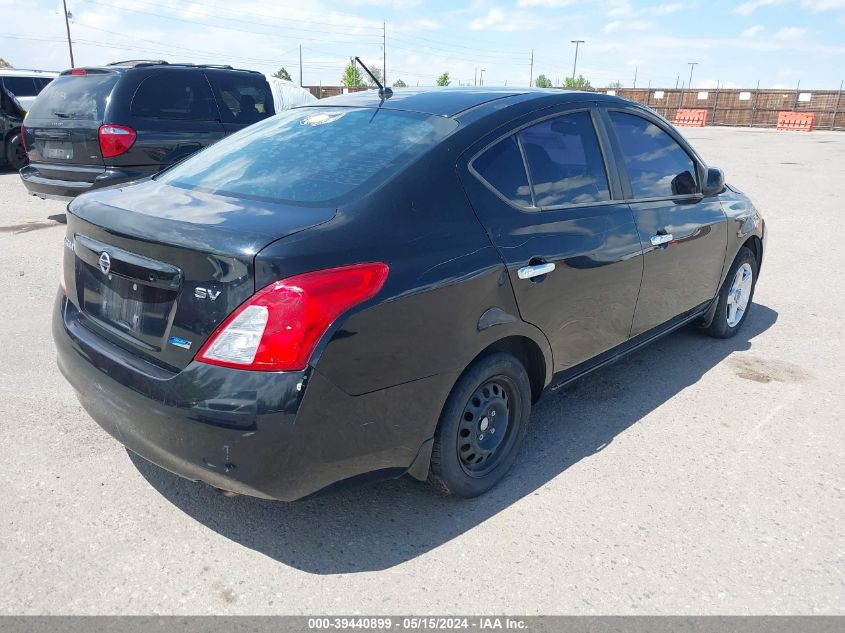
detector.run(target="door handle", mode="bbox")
[517,262,556,280]
[650,233,674,246]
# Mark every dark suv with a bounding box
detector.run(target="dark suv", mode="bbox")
[20,61,275,200]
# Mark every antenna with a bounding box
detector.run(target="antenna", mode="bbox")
[355,56,393,99]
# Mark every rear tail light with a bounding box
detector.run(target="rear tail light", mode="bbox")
[197,262,389,371]
[20,122,26,152]
[98,124,136,158]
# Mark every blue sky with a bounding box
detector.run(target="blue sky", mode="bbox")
[3,0,845,89]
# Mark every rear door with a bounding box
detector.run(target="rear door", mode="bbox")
[461,106,644,373]
[204,70,275,134]
[603,109,728,336]
[24,71,118,172]
[122,70,225,169]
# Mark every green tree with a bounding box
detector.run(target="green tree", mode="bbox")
[562,74,593,90]
[606,80,623,89]
[273,67,292,81]
[392,78,407,88]
[534,74,553,88]
[365,65,384,88]
[341,58,366,89]
[436,72,450,86]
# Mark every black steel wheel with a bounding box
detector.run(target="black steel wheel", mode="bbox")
[457,377,518,477]
[429,352,532,498]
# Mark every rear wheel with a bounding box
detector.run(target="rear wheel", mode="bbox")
[428,352,531,498]
[701,246,758,338]
[6,134,28,171]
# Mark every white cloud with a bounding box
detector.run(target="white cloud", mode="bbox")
[468,7,548,31]
[650,2,684,15]
[742,25,765,36]
[776,26,808,39]
[801,0,845,9]
[603,19,653,33]
[733,0,784,16]
[516,0,576,6]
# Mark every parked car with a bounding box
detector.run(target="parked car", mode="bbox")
[265,75,317,110]
[53,88,766,501]
[19,61,298,200]
[1,68,57,170]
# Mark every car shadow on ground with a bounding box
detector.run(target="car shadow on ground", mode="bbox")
[131,303,778,574]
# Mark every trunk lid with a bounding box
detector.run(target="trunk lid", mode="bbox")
[25,71,117,170]
[63,180,337,371]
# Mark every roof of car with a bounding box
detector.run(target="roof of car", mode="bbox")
[62,62,263,75]
[312,86,617,117]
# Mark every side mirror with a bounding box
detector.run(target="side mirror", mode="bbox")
[702,167,725,197]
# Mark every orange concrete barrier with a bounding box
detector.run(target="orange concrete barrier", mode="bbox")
[674,109,708,127]
[777,112,815,132]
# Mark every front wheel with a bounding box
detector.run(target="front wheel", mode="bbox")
[6,134,28,171]
[428,352,532,498]
[701,246,758,339]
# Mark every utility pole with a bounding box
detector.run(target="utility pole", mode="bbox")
[383,22,387,86]
[529,49,534,87]
[61,0,74,68]
[479,69,486,86]
[474,67,477,87]
[299,44,303,86]
[633,66,638,89]
[570,40,585,82]
[675,75,679,89]
[794,80,801,110]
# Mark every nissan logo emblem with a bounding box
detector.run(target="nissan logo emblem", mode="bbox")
[98,252,111,275]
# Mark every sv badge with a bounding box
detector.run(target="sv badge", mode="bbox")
[194,287,221,301]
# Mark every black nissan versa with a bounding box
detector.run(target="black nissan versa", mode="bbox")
[53,88,766,500]
[20,62,275,200]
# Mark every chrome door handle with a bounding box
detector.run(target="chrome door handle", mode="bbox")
[650,233,673,246]
[517,262,556,280]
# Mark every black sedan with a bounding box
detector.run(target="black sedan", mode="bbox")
[53,88,766,500]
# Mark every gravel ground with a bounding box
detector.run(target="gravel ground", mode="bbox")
[0,127,843,615]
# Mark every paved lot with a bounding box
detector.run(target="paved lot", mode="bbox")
[0,127,843,615]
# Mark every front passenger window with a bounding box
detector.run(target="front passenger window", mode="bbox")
[609,111,698,198]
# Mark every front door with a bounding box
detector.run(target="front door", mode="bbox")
[604,110,728,336]
[461,107,644,373]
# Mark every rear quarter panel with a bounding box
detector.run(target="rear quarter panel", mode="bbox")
[254,142,553,397]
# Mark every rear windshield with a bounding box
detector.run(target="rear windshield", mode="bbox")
[158,107,457,205]
[26,73,118,121]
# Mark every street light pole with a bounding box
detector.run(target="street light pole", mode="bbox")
[479,69,486,86]
[62,0,74,68]
[687,62,698,94]
[570,40,585,83]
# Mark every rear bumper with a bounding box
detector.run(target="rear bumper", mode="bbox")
[53,294,449,501]
[20,162,157,201]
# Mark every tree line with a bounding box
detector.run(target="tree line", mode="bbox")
[273,60,614,91]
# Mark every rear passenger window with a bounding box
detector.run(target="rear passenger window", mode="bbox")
[207,74,274,124]
[609,111,698,198]
[472,136,533,208]
[131,72,218,121]
[519,111,610,207]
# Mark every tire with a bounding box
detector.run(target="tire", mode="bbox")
[701,246,758,339]
[428,352,532,498]
[5,134,28,171]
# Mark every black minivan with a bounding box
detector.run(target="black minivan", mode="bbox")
[20,61,274,200]
[53,88,766,501]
